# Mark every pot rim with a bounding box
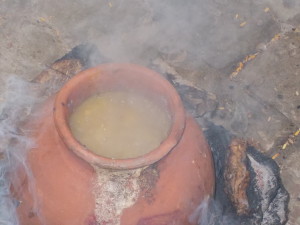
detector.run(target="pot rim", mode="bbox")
[53,63,186,170]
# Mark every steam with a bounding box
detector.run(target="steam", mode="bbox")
[189,197,240,225]
[0,76,45,225]
[0,157,19,225]
[0,0,288,224]
[33,0,278,68]
[85,0,224,64]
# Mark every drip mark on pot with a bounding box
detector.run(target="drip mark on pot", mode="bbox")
[28,210,37,218]
[93,167,142,225]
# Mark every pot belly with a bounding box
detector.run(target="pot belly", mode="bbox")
[13,98,214,225]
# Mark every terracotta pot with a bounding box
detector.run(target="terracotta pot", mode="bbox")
[12,64,215,225]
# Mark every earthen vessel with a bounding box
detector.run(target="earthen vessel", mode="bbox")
[12,64,215,225]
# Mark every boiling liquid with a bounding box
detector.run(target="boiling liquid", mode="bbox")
[69,91,171,159]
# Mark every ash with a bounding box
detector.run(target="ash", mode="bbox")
[93,167,142,225]
[200,124,289,225]
[247,147,289,225]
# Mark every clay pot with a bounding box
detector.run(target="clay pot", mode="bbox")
[12,64,215,225]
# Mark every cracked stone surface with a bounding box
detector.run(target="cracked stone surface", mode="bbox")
[0,0,299,224]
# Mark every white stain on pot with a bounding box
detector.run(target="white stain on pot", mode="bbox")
[93,167,142,225]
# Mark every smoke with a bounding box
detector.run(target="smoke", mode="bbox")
[199,123,289,225]
[189,196,240,225]
[30,0,279,69]
[0,157,19,225]
[0,0,289,224]
[0,76,46,225]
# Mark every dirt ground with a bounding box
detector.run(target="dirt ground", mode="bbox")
[0,0,299,224]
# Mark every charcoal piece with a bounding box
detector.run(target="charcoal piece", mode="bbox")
[164,73,218,118]
[224,139,250,216]
[204,123,233,179]
[33,59,82,83]
[32,59,83,96]
[32,44,111,96]
[204,124,239,216]
[57,43,110,68]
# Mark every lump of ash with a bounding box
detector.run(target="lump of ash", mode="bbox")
[201,123,289,225]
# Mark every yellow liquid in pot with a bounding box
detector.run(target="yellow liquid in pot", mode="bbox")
[69,91,171,159]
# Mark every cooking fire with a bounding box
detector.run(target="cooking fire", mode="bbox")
[0,1,299,225]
